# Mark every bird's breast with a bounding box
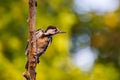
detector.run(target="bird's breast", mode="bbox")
[36,37,51,54]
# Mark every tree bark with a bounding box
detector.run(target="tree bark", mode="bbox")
[23,0,37,80]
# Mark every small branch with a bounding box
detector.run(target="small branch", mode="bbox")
[23,0,37,80]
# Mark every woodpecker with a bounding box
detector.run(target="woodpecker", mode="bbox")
[25,26,65,68]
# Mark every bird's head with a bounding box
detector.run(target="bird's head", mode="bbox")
[45,26,65,36]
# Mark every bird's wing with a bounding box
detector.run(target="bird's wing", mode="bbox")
[25,29,44,55]
[36,29,44,39]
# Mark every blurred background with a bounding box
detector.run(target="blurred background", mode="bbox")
[0,0,120,80]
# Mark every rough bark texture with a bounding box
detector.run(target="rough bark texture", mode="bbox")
[23,0,37,80]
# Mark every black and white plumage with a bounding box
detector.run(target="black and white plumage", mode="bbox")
[25,26,65,68]
[25,29,44,55]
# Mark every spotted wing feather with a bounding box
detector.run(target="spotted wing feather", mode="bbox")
[25,29,44,55]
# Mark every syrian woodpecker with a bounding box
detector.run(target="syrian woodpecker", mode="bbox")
[25,26,65,69]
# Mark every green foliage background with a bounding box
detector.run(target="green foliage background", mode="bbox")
[0,0,120,80]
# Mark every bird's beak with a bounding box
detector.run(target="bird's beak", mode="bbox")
[58,30,66,33]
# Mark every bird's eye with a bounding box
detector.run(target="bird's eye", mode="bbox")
[54,29,57,32]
